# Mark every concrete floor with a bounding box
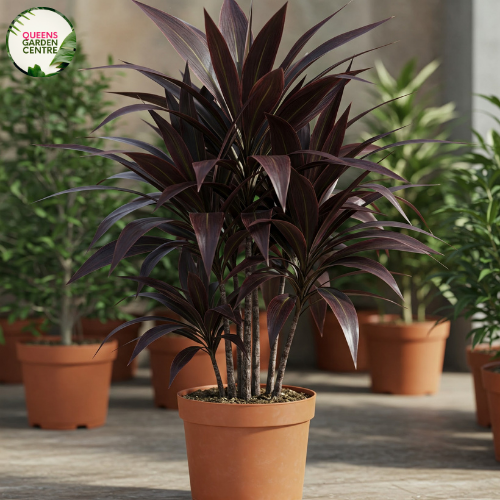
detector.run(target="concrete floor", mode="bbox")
[0,370,499,500]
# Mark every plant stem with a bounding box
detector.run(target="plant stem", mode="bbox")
[220,282,236,398]
[60,259,73,345]
[239,237,253,400]
[266,276,286,394]
[234,274,243,392]
[272,306,300,397]
[251,285,260,396]
[402,274,413,324]
[211,353,225,398]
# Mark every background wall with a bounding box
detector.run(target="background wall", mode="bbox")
[0,1,486,370]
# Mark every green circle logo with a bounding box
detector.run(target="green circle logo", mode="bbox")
[6,7,76,77]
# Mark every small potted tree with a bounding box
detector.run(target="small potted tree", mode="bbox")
[436,95,500,429]
[0,46,142,428]
[358,60,458,395]
[48,0,446,496]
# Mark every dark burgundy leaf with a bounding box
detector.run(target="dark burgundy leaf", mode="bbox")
[266,114,302,155]
[205,9,242,118]
[223,230,248,265]
[289,173,318,247]
[250,155,291,211]
[208,304,242,328]
[362,183,410,224]
[91,103,167,133]
[188,272,209,314]
[179,248,197,291]
[224,255,265,283]
[317,288,358,366]
[273,220,308,265]
[309,291,327,336]
[111,218,173,272]
[156,181,197,209]
[132,1,218,95]
[219,0,249,73]
[193,159,219,191]
[310,85,344,152]
[220,334,247,355]
[189,212,225,277]
[241,3,287,101]
[363,139,459,157]
[243,70,284,141]
[68,237,167,284]
[241,209,273,264]
[169,346,204,387]
[280,5,348,71]
[267,294,297,346]
[322,103,351,156]
[261,276,282,308]
[38,185,157,204]
[235,272,279,306]
[99,136,172,162]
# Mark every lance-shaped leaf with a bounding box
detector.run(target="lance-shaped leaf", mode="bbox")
[331,256,402,299]
[289,173,318,247]
[189,212,225,277]
[220,334,247,355]
[267,294,297,346]
[132,1,218,96]
[362,139,459,157]
[89,195,158,249]
[156,181,197,209]
[250,155,291,211]
[241,3,287,101]
[69,237,167,284]
[224,255,265,283]
[323,103,351,156]
[243,69,284,140]
[129,322,189,364]
[286,17,392,85]
[242,209,273,264]
[98,136,172,162]
[188,272,209,315]
[261,276,282,308]
[223,230,248,266]
[111,218,174,273]
[169,346,204,387]
[273,220,308,265]
[149,111,195,181]
[193,159,219,191]
[362,183,411,224]
[266,113,302,155]
[309,291,327,336]
[317,288,358,366]
[280,5,347,71]
[235,272,280,306]
[277,76,340,130]
[205,9,242,118]
[219,0,249,73]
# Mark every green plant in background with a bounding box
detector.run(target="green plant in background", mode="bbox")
[0,45,156,344]
[361,59,459,323]
[435,95,500,347]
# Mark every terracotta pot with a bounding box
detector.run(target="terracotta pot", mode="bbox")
[481,362,500,461]
[365,315,450,395]
[313,310,375,372]
[178,384,316,500]
[231,311,271,370]
[17,339,117,430]
[81,318,141,382]
[149,336,228,410]
[467,345,498,427]
[0,318,43,383]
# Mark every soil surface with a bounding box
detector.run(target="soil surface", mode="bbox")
[182,387,310,404]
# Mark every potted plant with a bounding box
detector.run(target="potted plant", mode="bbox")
[0,46,141,428]
[357,60,458,395]
[48,0,444,497]
[435,94,500,428]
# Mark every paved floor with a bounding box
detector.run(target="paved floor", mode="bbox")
[0,370,499,500]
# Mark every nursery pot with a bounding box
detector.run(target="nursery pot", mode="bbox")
[365,315,450,395]
[149,336,228,410]
[0,318,42,383]
[231,311,271,370]
[481,362,500,461]
[17,339,117,430]
[81,318,140,382]
[178,384,316,500]
[313,310,374,372]
[467,345,498,427]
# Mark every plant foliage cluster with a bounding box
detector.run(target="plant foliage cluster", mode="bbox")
[48,0,443,398]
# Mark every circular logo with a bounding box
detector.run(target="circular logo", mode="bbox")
[6,7,76,77]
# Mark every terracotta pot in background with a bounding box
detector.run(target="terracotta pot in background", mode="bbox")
[17,339,117,430]
[149,336,228,410]
[481,362,500,461]
[81,318,140,382]
[467,346,498,427]
[313,310,375,372]
[178,384,316,500]
[0,318,43,383]
[365,315,450,395]
[231,311,271,370]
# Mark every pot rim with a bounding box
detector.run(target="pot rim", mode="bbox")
[178,384,316,428]
[466,344,500,354]
[481,361,500,374]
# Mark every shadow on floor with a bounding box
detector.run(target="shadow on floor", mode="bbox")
[0,477,191,500]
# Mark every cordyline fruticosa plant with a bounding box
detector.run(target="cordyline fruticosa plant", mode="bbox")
[42,0,448,399]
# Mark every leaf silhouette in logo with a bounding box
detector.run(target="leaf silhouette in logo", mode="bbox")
[50,30,76,69]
